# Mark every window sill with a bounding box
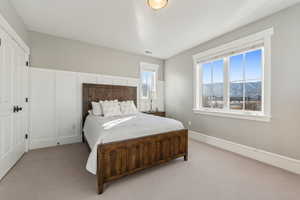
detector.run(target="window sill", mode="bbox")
[193,108,271,122]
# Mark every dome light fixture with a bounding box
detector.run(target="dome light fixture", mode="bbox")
[147,0,168,10]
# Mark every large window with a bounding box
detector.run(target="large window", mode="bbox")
[140,63,159,99]
[193,29,273,121]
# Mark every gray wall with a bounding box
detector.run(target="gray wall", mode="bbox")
[0,0,29,45]
[165,4,300,159]
[29,31,164,80]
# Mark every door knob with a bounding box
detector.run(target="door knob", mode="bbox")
[13,106,18,113]
[13,106,22,112]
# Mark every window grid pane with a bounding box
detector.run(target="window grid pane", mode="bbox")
[244,49,262,112]
[202,60,224,109]
[228,48,263,112]
[212,60,224,109]
[245,80,262,111]
[202,63,212,108]
[141,70,156,99]
[229,53,245,110]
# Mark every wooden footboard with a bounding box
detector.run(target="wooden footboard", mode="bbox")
[96,129,188,194]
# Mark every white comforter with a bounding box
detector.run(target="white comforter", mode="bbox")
[83,113,184,175]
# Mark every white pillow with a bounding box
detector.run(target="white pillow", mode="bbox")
[91,101,102,116]
[120,101,138,115]
[100,100,122,117]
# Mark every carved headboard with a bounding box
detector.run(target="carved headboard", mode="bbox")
[82,83,137,123]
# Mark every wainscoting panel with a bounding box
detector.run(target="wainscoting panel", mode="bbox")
[29,68,165,149]
[29,68,57,149]
[56,71,81,143]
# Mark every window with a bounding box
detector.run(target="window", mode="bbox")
[140,63,159,99]
[202,59,224,109]
[229,49,262,111]
[193,28,273,121]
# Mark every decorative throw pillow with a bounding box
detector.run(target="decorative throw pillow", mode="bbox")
[119,101,138,115]
[91,101,102,115]
[100,100,122,117]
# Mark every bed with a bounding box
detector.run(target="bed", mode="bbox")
[82,83,188,194]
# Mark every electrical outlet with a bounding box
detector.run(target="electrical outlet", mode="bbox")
[188,121,192,126]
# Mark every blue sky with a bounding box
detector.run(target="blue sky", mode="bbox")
[202,60,223,84]
[142,71,155,84]
[202,49,262,83]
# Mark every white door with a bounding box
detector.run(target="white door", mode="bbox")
[14,41,29,151]
[21,57,29,151]
[0,29,27,179]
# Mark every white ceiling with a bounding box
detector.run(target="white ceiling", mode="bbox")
[11,0,300,59]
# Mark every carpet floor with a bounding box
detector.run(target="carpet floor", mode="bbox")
[0,139,300,200]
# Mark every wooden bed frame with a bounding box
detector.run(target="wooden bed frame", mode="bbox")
[82,83,188,194]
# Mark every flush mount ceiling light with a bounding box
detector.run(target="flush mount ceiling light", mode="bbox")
[147,0,168,10]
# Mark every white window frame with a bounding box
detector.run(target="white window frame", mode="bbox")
[140,62,159,100]
[193,28,273,122]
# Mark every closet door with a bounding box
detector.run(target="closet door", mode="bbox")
[29,68,56,149]
[56,71,80,144]
[21,56,29,151]
[13,41,29,150]
[0,31,27,179]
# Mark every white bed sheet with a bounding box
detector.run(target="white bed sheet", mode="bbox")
[83,113,184,175]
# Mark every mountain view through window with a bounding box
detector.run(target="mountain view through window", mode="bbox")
[202,48,262,112]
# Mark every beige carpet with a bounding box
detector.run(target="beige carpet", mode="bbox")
[1,139,300,200]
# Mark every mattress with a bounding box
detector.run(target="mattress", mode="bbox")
[83,113,184,174]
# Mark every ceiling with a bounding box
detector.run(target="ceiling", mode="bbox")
[11,0,300,59]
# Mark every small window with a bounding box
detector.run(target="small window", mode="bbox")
[193,28,273,121]
[140,63,159,99]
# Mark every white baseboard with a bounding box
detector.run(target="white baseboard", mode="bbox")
[30,136,82,150]
[30,139,57,150]
[59,136,82,146]
[189,130,300,175]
